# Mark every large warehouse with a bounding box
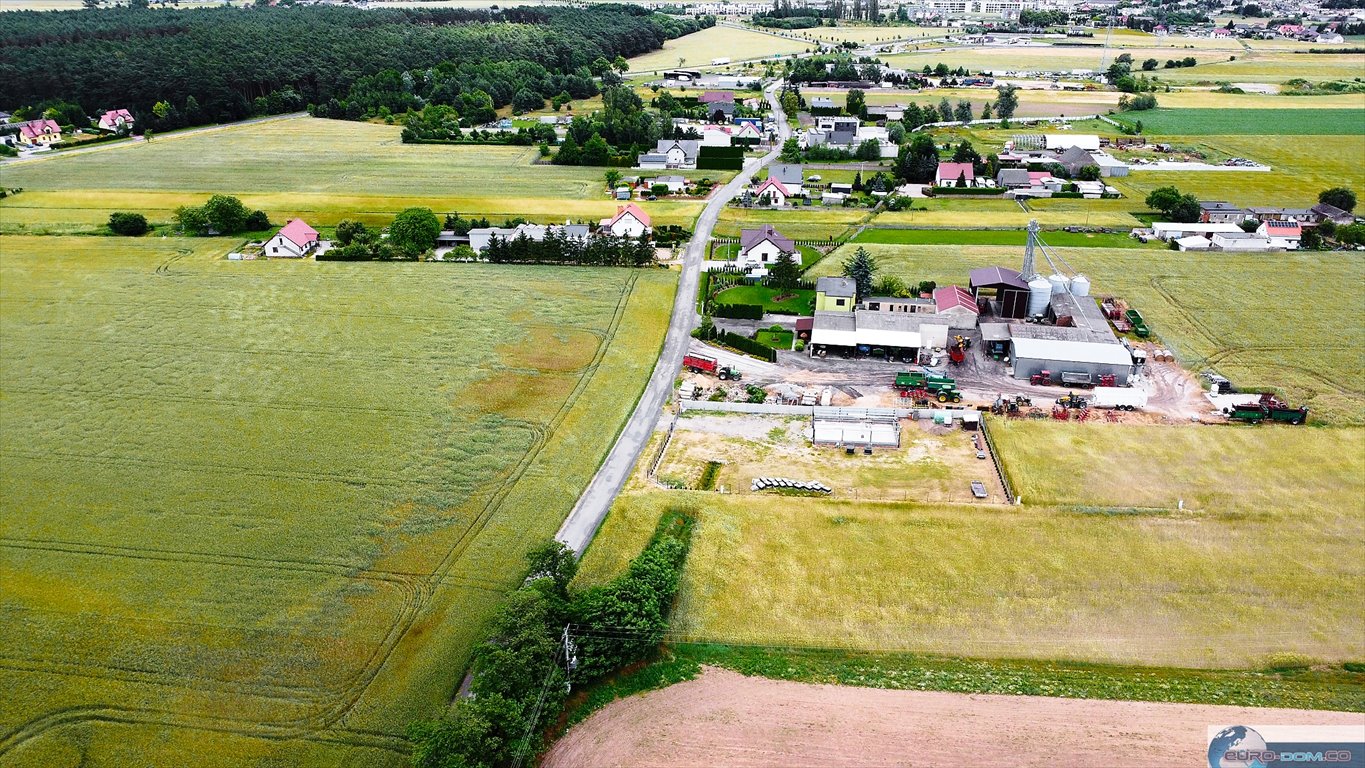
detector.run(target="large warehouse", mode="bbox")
[808,310,950,359]
[1007,290,1136,385]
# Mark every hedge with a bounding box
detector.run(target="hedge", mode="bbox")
[720,330,778,362]
[931,186,1005,196]
[1049,192,1084,198]
[713,303,764,319]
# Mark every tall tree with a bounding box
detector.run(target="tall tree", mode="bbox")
[1319,187,1357,212]
[389,207,441,257]
[994,84,1019,119]
[840,247,878,300]
[769,252,801,293]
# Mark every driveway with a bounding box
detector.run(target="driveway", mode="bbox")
[555,82,792,554]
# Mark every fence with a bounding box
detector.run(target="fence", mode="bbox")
[978,417,1018,505]
[679,400,969,421]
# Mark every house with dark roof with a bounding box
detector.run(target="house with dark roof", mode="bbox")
[1247,206,1316,224]
[815,276,857,311]
[1055,146,1097,177]
[1199,201,1249,224]
[1311,202,1355,227]
[637,139,700,170]
[267,219,320,258]
[995,168,1032,189]
[968,266,1030,319]
[736,225,796,271]
[768,163,804,190]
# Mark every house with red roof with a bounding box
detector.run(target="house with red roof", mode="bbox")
[17,119,61,147]
[736,225,796,272]
[935,161,975,188]
[932,285,981,329]
[266,219,320,258]
[98,109,135,132]
[1256,220,1301,249]
[601,204,651,238]
[753,177,791,207]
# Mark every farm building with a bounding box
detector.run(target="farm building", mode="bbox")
[1150,222,1244,241]
[1089,153,1129,178]
[815,277,857,312]
[266,219,320,258]
[1008,324,1133,386]
[969,266,1029,319]
[812,409,900,448]
[1211,232,1274,251]
[979,323,1011,359]
[1247,207,1317,224]
[468,223,591,254]
[1174,235,1212,251]
[932,285,980,329]
[1311,202,1354,227]
[808,310,950,360]
[1257,220,1302,249]
[1199,201,1249,224]
[861,296,933,314]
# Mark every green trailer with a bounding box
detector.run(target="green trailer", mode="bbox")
[894,371,957,393]
[1124,309,1150,338]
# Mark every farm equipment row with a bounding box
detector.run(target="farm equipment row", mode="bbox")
[894,370,963,403]
[1225,393,1309,425]
[1028,370,1117,388]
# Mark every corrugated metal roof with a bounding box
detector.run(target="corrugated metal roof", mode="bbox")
[1011,337,1132,366]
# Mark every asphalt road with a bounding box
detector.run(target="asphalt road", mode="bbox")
[555,82,792,554]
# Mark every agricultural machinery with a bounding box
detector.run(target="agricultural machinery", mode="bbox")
[895,371,962,403]
[948,335,972,365]
[1029,371,1115,388]
[989,394,1033,416]
[1055,392,1089,410]
[1124,308,1150,338]
[683,353,742,381]
[1225,393,1308,425]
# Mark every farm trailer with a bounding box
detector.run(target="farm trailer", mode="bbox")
[683,353,743,381]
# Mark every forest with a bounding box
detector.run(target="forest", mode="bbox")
[0,5,710,130]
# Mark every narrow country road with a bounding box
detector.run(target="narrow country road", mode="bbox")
[555,82,792,554]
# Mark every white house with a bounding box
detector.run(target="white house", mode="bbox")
[97,109,134,132]
[638,139,700,170]
[736,225,796,271]
[753,178,791,207]
[601,203,652,238]
[266,219,320,258]
[649,175,688,194]
[1257,220,1301,249]
[935,161,976,187]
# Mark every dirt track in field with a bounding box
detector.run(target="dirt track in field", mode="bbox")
[544,667,1364,768]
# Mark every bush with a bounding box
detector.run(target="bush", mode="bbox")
[930,186,1004,196]
[245,209,270,231]
[719,330,777,362]
[108,211,149,236]
[712,303,764,320]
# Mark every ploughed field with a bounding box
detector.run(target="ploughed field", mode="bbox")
[0,237,674,765]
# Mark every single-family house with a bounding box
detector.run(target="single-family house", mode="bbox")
[470,223,591,253]
[815,276,857,311]
[768,163,804,197]
[1257,220,1301,249]
[650,175,688,194]
[1199,201,1249,224]
[730,121,763,145]
[17,119,61,147]
[601,203,651,238]
[97,109,134,132]
[995,168,1032,189]
[932,285,981,329]
[699,92,736,121]
[1210,27,1232,38]
[754,177,792,207]
[699,125,733,147]
[935,161,975,188]
[809,97,839,115]
[640,139,701,170]
[1311,202,1355,227]
[266,219,320,258]
[736,225,797,270]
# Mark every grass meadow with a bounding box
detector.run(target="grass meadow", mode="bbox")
[807,244,1365,423]
[1112,108,1365,135]
[0,237,675,765]
[577,419,1365,668]
[0,117,712,233]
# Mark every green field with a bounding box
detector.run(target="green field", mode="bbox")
[625,25,810,71]
[853,227,1151,249]
[1112,108,1365,135]
[0,117,713,233]
[576,423,1365,669]
[0,236,675,765]
[808,244,1365,424]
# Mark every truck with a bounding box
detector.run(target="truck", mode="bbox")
[894,370,956,393]
[1226,394,1308,425]
[1124,308,1150,337]
[683,353,742,381]
[1090,386,1148,411]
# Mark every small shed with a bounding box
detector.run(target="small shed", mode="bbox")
[979,323,1011,359]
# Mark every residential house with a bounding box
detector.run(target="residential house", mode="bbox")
[637,139,700,170]
[698,91,735,105]
[601,204,652,238]
[995,168,1034,189]
[935,161,975,188]
[932,285,982,329]
[1311,202,1355,227]
[1199,201,1249,224]
[1257,220,1301,249]
[650,175,688,194]
[730,121,763,145]
[700,125,733,147]
[266,219,320,258]
[97,109,135,132]
[698,92,736,122]
[768,163,805,197]
[17,119,61,147]
[736,225,797,271]
[753,177,791,207]
[814,276,857,312]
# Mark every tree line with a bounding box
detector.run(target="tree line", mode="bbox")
[484,229,657,267]
[0,5,709,131]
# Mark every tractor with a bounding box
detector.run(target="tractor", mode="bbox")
[1055,392,1089,410]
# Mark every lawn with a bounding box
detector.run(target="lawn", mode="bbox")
[714,284,814,313]
[0,237,675,765]
[754,328,795,350]
[0,116,714,233]
[574,422,1365,669]
[853,227,1153,249]
[807,244,1365,424]
[625,25,811,71]
[1111,108,1365,135]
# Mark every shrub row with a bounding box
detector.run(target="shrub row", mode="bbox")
[720,330,778,362]
[931,186,1005,196]
[712,303,764,320]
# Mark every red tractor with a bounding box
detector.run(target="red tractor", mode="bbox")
[1030,370,1053,386]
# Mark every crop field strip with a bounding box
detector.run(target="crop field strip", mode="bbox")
[0,238,674,762]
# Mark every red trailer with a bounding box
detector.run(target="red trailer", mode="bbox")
[683,353,742,381]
